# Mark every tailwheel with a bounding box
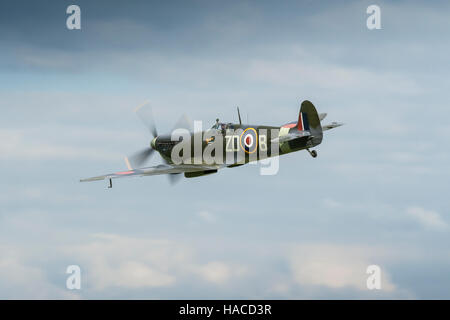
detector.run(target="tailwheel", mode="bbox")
[307,149,318,158]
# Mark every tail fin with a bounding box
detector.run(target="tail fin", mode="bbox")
[299,100,322,132]
[299,100,323,143]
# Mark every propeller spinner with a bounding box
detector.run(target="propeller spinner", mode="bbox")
[128,102,191,185]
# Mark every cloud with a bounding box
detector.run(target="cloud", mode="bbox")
[197,261,231,285]
[0,246,80,299]
[68,233,248,292]
[0,129,121,161]
[245,58,422,95]
[322,198,342,209]
[195,261,247,285]
[196,211,217,223]
[88,260,176,290]
[0,0,450,299]
[289,244,396,292]
[406,206,448,230]
[69,233,189,290]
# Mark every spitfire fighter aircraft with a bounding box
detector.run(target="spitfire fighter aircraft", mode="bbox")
[81,100,342,187]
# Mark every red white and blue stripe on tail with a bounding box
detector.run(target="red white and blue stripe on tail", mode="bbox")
[297,112,310,131]
[281,112,311,130]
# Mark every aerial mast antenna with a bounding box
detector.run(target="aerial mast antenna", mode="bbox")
[237,106,242,125]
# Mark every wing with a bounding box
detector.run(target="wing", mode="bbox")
[80,163,223,182]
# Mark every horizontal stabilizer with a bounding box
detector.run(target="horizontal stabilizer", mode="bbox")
[319,113,327,121]
[322,122,344,131]
[271,130,311,144]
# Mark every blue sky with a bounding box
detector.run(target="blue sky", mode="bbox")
[0,0,449,299]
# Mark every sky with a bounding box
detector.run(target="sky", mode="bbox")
[0,0,449,299]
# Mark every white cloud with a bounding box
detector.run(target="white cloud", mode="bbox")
[197,261,231,285]
[406,206,448,230]
[196,211,217,223]
[89,260,176,290]
[69,234,189,290]
[244,59,422,95]
[322,198,342,209]
[289,244,396,292]
[0,129,120,161]
[195,261,247,285]
[68,233,247,291]
[0,247,80,299]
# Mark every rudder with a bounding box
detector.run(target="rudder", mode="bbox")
[299,100,323,145]
[299,100,322,132]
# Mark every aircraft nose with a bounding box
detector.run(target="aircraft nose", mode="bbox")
[150,137,157,149]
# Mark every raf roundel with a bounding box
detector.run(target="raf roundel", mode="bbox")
[240,127,258,154]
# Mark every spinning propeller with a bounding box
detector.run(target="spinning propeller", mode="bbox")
[128,102,158,168]
[128,102,192,185]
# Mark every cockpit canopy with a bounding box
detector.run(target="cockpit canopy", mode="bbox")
[211,122,235,131]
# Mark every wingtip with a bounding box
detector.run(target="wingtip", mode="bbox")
[79,176,107,182]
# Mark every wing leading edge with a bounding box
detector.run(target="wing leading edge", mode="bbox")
[80,164,222,183]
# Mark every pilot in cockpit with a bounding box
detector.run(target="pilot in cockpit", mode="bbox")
[212,118,220,130]
[212,119,224,131]
[211,119,233,134]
